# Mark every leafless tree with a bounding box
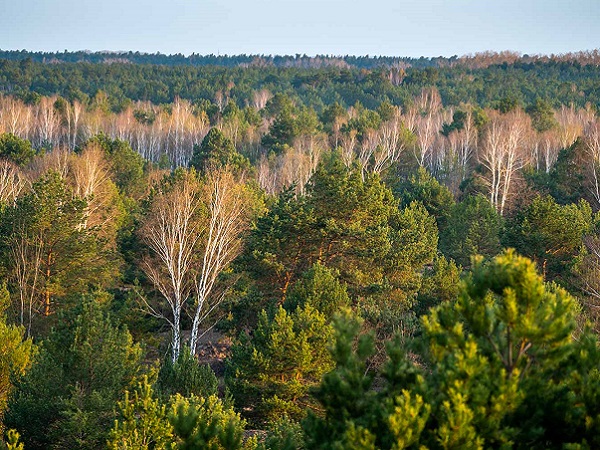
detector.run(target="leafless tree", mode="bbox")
[68,143,125,241]
[576,234,600,331]
[9,225,43,336]
[535,129,561,173]
[252,89,272,111]
[34,96,61,149]
[0,96,32,137]
[412,88,443,168]
[0,160,25,205]
[372,113,408,175]
[64,99,85,150]
[340,129,358,169]
[479,110,532,215]
[584,120,600,209]
[555,105,585,150]
[441,113,476,192]
[139,174,202,362]
[256,155,277,195]
[26,147,71,181]
[189,168,251,355]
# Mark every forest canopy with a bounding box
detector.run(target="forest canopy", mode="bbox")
[0,49,600,449]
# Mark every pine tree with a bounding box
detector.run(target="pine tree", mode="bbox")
[0,284,34,432]
[227,305,334,425]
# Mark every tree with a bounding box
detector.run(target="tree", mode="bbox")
[526,98,558,133]
[0,284,34,431]
[227,304,334,425]
[1,171,109,322]
[261,110,299,154]
[503,195,593,284]
[140,168,251,360]
[139,171,201,363]
[478,110,532,215]
[191,127,250,175]
[284,263,351,321]
[108,377,174,449]
[109,379,255,450]
[189,168,251,356]
[420,250,590,447]
[157,347,218,400]
[395,166,455,234]
[0,134,35,166]
[84,134,146,198]
[5,294,144,450]
[440,194,502,267]
[243,158,437,321]
[415,254,460,315]
[306,158,397,292]
[583,120,600,209]
[240,187,317,315]
[302,313,380,449]
[0,160,24,206]
[305,251,600,449]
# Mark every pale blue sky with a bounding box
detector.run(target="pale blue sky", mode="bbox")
[1,0,598,56]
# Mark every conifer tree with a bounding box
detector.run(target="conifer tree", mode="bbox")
[227,304,334,425]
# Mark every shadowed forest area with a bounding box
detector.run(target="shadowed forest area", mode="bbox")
[0,50,600,449]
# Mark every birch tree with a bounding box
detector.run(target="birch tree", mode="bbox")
[189,168,250,355]
[0,160,25,205]
[140,168,251,359]
[479,110,532,215]
[139,173,201,363]
[584,120,600,209]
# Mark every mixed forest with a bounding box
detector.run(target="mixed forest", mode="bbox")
[0,50,600,449]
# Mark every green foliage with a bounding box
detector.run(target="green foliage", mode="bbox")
[0,134,35,166]
[0,430,23,450]
[526,98,558,133]
[84,134,146,197]
[415,254,461,315]
[3,50,600,447]
[306,250,600,449]
[0,284,35,431]
[110,379,254,450]
[307,157,432,299]
[157,347,219,399]
[0,170,114,319]
[395,166,455,234]
[108,377,173,450]
[191,127,251,174]
[440,194,502,267]
[384,201,438,305]
[441,110,467,136]
[3,347,64,449]
[169,394,254,450]
[241,187,316,311]
[503,195,593,284]
[242,159,437,329]
[320,102,347,133]
[421,250,574,447]
[302,313,379,449]
[261,416,306,450]
[227,305,334,424]
[526,139,588,205]
[261,111,299,153]
[6,294,144,449]
[494,96,520,114]
[2,52,600,112]
[284,263,350,321]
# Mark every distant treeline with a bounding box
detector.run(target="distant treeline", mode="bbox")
[1,49,600,69]
[0,52,600,113]
[0,50,458,69]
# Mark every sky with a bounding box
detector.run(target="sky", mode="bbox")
[1,0,599,57]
